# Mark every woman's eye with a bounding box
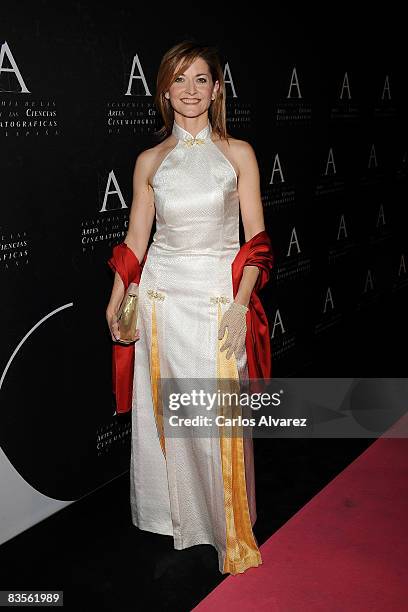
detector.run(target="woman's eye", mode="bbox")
[174,77,207,83]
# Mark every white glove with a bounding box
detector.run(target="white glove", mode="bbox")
[218,301,249,360]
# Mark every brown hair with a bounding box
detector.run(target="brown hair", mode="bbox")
[153,40,232,142]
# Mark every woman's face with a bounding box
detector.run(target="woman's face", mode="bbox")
[165,57,219,119]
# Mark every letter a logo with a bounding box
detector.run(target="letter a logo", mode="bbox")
[0,41,30,93]
[125,54,151,96]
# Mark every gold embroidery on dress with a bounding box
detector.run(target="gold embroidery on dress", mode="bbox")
[147,289,166,456]
[210,295,230,304]
[183,137,206,147]
[147,289,165,301]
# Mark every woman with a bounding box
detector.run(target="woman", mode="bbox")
[106,40,274,575]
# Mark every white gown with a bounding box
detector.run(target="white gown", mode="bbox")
[130,119,262,574]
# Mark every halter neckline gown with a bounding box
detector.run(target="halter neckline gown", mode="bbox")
[130,118,262,574]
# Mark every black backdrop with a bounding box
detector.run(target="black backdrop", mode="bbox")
[0,3,406,541]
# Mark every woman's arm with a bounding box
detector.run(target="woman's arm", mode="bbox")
[106,150,156,320]
[233,140,266,306]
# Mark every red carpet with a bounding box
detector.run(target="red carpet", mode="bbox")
[193,415,408,611]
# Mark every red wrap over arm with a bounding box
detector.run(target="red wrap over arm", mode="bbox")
[231,230,275,379]
[108,230,274,413]
[107,242,147,414]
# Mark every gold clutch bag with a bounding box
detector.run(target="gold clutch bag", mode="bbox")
[116,282,139,344]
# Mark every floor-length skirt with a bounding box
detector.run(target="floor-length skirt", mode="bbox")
[130,244,262,574]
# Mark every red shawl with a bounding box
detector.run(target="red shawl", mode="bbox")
[107,230,274,413]
[231,229,274,379]
[107,243,147,414]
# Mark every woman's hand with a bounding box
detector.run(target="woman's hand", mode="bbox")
[218,301,249,360]
[106,308,140,344]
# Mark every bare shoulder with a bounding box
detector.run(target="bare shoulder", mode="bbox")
[214,136,257,180]
[228,138,257,160]
[134,139,170,172]
[134,136,177,186]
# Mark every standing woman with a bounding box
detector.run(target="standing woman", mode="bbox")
[106,40,274,575]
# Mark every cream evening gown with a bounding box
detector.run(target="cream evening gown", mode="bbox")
[129,118,262,574]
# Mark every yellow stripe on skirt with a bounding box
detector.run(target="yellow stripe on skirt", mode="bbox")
[148,291,166,457]
[217,300,262,574]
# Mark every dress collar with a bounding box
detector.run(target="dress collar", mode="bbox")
[172,119,212,145]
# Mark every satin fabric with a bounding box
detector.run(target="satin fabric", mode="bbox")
[231,229,275,379]
[108,229,273,413]
[107,243,147,413]
[216,300,262,573]
[106,119,275,574]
